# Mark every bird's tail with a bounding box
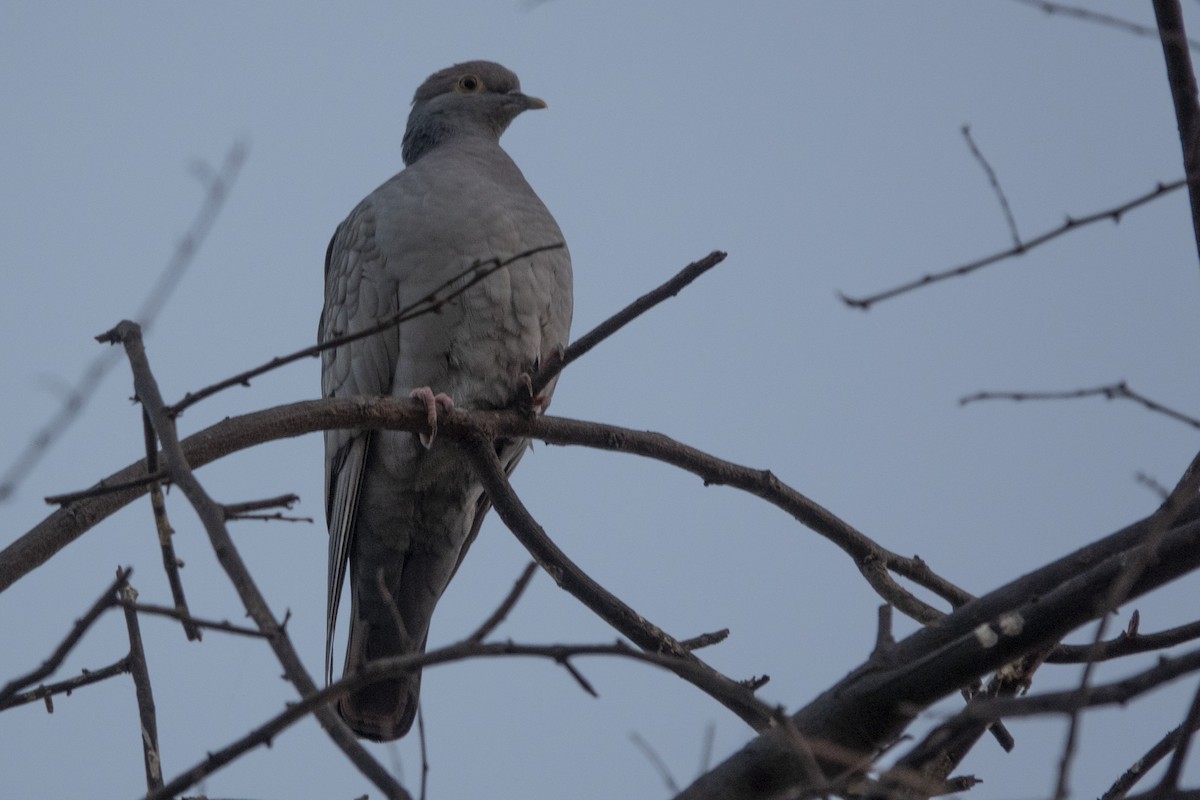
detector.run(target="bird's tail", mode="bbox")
[338,594,425,741]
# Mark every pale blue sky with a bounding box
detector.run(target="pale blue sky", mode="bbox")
[2,2,1198,798]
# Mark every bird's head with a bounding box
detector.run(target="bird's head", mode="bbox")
[402,61,547,165]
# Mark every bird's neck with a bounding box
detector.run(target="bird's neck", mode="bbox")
[402,111,508,166]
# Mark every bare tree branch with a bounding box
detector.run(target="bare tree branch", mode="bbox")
[674,505,1200,799]
[142,409,201,641]
[97,321,409,800]
[1155,0,1200,267]
[120,580,163,794]
[0,657,130,713]
[1159,680,1200,790]
[1015,0,1200,51]
[44,468,170,506]
[457,428,774,729]
[963,647,1200,719]
[468,561,539,643]
[839,179,1186,309]
[1048,619,1200,663]
[962,124,1021,247]
[1102,715,1200,800]
[152,637,779,800]
[0,569,128,705]
[631,732,682,794]
[530,250,727,397]
[120,601,272,639]
[1123,788,1200,800]
[166,243,565,417]
[961,381,1200,429]
[0,398,981,627]
[221,493,301,517]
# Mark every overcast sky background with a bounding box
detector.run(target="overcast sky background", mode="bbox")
[2,2,1199,798]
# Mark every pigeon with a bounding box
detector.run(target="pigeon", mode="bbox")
[319,61,573,741]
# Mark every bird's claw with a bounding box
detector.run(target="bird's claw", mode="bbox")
[514,372,551,419]
[410,387,454,448]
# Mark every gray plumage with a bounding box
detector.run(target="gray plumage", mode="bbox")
[320,61,572,741]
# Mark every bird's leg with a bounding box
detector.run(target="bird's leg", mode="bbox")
[514,371,552,419]
[409,387,455,448]
[514,347,565,418]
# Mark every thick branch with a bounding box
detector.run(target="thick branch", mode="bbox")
[674,510,1200,799]
[1155,0,1200,266]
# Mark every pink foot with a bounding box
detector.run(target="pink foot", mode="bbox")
[410,387,454,448]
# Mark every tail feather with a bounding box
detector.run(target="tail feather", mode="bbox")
[338,607,425,741]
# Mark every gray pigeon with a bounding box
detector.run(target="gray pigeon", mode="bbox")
[320,61,573,741]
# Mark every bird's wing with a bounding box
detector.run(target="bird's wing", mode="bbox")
[320,200,399,684]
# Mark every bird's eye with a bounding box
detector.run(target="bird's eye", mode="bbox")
[457,74,483,93]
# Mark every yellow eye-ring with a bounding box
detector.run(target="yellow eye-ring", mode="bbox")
[457,74,484,93]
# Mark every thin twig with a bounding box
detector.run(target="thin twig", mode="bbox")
[680,629,730,651]
[1158,680,1200,789]
[120,601,272,639]
[417,705,429,800]
[167,243,564,417]
[631,732,682,794]
[0,657,130,712]
[221,494,300,515]
[468,561,538,642]
[557,656,599,697]
[44,468,170,506]
[531,250,726,397]
[962,124,1021,247]
[0,569,128,705]
[143,409,201,641]
[223,494,312,522]
[1101,716,1200,800]
[839,179,1186,309]
[1056,617,1109,799]
[1048,619,1200,663]
[1137,471,1172,501]
[963,647,1200,720]
[961,381,1200,429]
[227,511,314,523]
[120,580,163,793]
[1013,0,1200,51]
[698,722,716,775]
